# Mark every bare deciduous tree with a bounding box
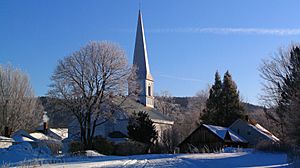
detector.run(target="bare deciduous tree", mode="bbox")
[156,89,209,146]
[259,45,300,141]
[160,126,181,153]
[155,91,180,116]
[0,64,42,135]
[168,88,209,143]
[259,47,292,108]
[49,41,133,149]
[188,87,209,124]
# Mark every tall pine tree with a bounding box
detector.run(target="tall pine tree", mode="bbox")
[201,71,222,124]
[202,71,244,127]
[220,71,244,126]
[277,46,300,144]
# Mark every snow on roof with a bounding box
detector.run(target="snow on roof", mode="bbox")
[203,124,247,143]
[12,135,36,143]
[49,128,68,140]
[30,132,50,140]
[12,130,38,143]
[249,123,280,142]
[227,130,247,143]
[0,136,13,142]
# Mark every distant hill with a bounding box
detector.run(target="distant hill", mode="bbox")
[173,97,190,108]
[39,96,266,129]
[172,96,265,115]
[39,97,73,128]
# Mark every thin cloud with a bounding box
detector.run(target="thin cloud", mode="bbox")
[158,74,207,83]
[147,27,300,36]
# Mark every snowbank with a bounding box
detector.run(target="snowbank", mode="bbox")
[0,145,289,167]
[43,151,289,168]
[0,142,51,165]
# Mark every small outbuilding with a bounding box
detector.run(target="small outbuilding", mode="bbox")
[229,119,280,147]
[178,124,248,153]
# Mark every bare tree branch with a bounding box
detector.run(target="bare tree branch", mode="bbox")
[49,41,136,149]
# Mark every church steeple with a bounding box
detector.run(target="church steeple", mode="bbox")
[133,10,153,81]
[131,10,154,108]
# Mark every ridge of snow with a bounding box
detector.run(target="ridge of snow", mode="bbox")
[248,123,280,142]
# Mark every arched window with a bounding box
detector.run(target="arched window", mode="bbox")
[148,85,151,96]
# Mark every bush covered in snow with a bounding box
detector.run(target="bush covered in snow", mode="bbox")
[81,150,105,157]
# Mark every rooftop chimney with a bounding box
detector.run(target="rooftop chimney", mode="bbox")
[43,122,48,135]
[244,115,249,122]
[4,126,9,137]
[43,111,49,135]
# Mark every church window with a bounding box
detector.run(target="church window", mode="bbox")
[148,86,151,96]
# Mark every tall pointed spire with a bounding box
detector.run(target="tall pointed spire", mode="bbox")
[133,10,153,81]
[131,10,154,108]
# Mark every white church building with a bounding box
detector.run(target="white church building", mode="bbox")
[68,10,173,142]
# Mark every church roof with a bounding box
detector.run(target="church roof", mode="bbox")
[133,10,153,81]
[118,97,173,124]
[67,96,173,130]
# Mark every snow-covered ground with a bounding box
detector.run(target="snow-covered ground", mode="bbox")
[0,145,290,167]
[43,152,288,168]
[0,143,288,168]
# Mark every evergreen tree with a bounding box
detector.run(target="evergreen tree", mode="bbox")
[277,46,300,144]
[127,111,158,144]
[202,71,222,124]
[220,71,244,126]
[202,71,244,127]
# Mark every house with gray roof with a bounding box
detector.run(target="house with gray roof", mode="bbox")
[229,119,279,147]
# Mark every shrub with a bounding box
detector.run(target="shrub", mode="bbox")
[255,141,291,153]
[69,141,84,154]
[114,140,147,156]
[41,140,63,155]
[127,111,158,144]
[108,131,127,138]
[93,136,115,155]
[150,142,170,154]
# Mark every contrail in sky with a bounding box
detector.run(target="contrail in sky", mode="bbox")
[158,74,207,83]
[147,27,300,36]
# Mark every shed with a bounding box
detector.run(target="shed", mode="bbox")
[229,119,280,147]
[178,124,248,153]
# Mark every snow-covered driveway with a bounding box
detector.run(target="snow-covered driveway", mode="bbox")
[45,152,289,168]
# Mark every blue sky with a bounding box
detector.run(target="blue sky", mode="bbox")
[1,0,300,105]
